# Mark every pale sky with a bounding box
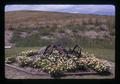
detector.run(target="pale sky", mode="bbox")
[5,5,115,16]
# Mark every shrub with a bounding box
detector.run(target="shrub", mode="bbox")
[20,49,38,56]
[80,52,111,73]
[5,56,16,64]
[16,56,33,67]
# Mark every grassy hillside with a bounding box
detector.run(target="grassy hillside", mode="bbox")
[5,11,115,49]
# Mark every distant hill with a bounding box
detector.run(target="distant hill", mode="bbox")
[5,11,115,48]
[5,11,114,29]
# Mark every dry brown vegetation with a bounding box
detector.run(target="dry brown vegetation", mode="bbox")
[5,11,115,48]
[5,11,115,30]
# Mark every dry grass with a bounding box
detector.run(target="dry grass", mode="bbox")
[5,11,115,31]
[5,11,115,49]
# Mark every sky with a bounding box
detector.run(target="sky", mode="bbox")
[5,5,115,16]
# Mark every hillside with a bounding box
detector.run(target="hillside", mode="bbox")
[5,11,115,48]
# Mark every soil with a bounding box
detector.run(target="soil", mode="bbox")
[5,65,52,79]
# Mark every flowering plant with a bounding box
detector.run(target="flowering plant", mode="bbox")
[5,48,112,77]
[16,56,33,67]
[5,56,15,64]
[79,52,111,73]
[20,49,38,57]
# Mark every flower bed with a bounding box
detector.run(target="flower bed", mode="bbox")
[5,46,112,77]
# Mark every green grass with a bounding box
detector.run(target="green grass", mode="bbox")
[83,48,115,62]
[5,47,115,62]
[5,47,40,58]
[10,26,115,49]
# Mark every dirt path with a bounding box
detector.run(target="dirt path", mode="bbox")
[5,61,115,79]
[5,65,52,79]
